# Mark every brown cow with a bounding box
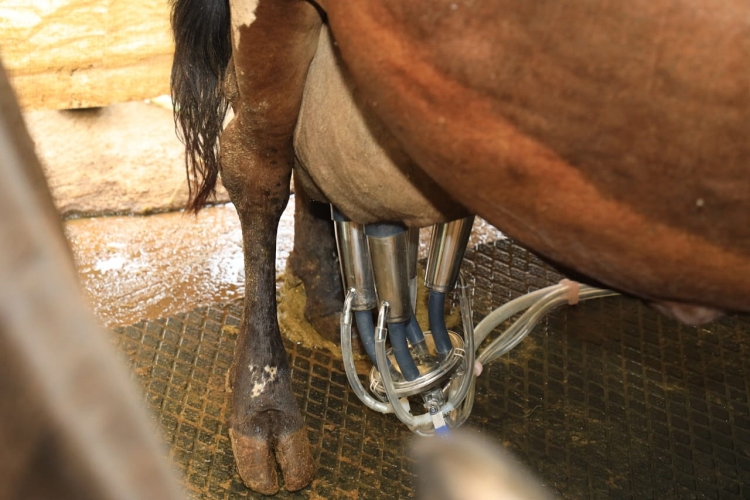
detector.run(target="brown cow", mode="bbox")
[171,0,749,494]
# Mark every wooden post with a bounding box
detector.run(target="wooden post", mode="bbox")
[0,59,184,498]
[0,0,174,109]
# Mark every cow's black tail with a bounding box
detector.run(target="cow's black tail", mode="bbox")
[170,0,232,212]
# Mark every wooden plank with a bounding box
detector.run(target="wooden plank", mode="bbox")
[0,0,174,109]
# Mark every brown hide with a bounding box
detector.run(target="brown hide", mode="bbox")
[325,0,750,313]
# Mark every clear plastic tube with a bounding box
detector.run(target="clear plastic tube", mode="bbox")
[340,289,392,414]
[451,377,476,428]
[479,287,566,364]
[473,285,560,345]
[443,273,476,419]
[478,285,617,365]
[346,271,619,433]
[453,283,617,426]
[375,302,432,428]
[375,273,476,434]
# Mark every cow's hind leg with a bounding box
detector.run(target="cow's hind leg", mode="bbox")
[221,0,321,494]
[287,174,343,342]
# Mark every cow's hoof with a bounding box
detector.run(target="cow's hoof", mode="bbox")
[276,427,316,491]
[229,426,314,494]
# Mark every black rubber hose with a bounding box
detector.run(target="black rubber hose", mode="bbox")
[388,321,420,381]
[428,291,454,357]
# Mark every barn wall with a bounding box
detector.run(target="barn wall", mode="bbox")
[0,0,174,109]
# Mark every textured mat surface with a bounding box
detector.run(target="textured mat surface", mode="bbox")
[112,239,750,499]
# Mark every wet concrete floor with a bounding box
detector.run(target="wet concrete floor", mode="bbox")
[64,204,250,328]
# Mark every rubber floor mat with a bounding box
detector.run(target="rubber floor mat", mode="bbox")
[111,239,750,499]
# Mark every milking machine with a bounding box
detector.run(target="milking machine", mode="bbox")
[333,208,618,436]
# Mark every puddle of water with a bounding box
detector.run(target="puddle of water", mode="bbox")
[65,201,296,328]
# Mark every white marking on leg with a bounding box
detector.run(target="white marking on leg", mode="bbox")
[248,365,279,398]
[252,381,266,398]
[229,0,260,45]
[264,365,278,381]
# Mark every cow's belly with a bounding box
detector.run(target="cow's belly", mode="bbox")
[293,27,466,228]
[323,0,750,313]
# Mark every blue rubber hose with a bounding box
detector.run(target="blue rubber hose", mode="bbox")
[388,321,420,381]
[355,310,404,380]
[405,312,426,346]
[428,291,454,357]
[354,310,378,366]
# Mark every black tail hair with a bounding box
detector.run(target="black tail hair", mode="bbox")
[170,0,232,212]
